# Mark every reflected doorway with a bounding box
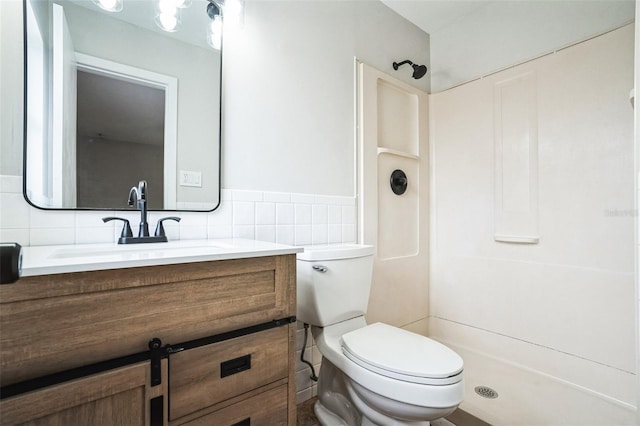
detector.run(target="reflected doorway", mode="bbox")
[76,70,165,209]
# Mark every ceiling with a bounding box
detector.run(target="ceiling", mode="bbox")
[380,0,635,92]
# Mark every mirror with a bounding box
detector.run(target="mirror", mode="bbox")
[23,0,222,211]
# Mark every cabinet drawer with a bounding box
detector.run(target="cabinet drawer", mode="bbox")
[179,385,288,426]
[169,327,289,421]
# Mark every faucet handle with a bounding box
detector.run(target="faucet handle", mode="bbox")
[154,217,181,238]
[102,217,133,239]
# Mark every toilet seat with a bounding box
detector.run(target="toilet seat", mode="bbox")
[340,323,463,386]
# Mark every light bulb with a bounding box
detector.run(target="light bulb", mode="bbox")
[156,12,179,32]
[93,0,123,12]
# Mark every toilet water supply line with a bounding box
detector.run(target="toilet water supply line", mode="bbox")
[301,323,319,382]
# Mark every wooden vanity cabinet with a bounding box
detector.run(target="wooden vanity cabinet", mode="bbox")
[0,255,297,426]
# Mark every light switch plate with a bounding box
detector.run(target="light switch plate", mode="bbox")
[179,170,202,187]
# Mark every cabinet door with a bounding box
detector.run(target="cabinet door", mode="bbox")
[0,362,157,426]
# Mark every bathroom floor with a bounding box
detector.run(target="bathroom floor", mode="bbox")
[296,398,491,426]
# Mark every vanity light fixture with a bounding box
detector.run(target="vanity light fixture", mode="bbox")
[207,1,222,50]
[155,0,181,32]
[92,0,123,12]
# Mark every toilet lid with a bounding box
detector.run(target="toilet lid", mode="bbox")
[340,323,463,384]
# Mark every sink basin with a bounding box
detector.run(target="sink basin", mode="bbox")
[47,240,232,260]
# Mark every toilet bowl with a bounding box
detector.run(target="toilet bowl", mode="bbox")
[296,245,464,426]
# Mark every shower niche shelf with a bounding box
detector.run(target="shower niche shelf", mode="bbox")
[376,147,420,160]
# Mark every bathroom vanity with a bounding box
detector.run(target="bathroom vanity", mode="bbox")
[0,240,301,425]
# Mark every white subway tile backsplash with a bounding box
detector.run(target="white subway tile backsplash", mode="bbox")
[180,225,208,240]
[220,189,232,201]
[312,345,323,365]
[296,329,307,351]
[232,190,263,202]
[291,193,315,204]
[179,212,207,228]
[276,225,295,245]
[295,225,312,246]
[0,193,31,228]
[276,204,294,225]
[312,224,328,245]
[0,228,29,246]
[209,202,232,225]
[76,210,114,228]
[296,368,313,395]
[1,176,357,250]
[328,205,342,224]
[328,224,342,243]
[0,176,21,193]
[233,224,255,239]
[30,228,75,246]
[233,202,255,225]
[295,204,312,225]
[255,225,276,243]
[263,192,291,203]
[342,224,356,242]
[342,205,356,225]
[75,226,114,245]
[296,387,313,405]
[312,205,328,225]
[208,223,233,239]
[30,208,75,229]
[255,202,276,225]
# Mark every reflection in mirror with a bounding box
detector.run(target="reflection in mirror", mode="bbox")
[23,0,222,211]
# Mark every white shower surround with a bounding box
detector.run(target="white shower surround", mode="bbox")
[429,24,636,424]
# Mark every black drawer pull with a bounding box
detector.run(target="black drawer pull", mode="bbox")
[231,418,250,426]
[220,354,251,378]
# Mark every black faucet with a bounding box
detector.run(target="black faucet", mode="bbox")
[103,180,181,244]
[128,180,149,237]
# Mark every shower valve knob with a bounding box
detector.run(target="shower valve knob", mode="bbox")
[390,169,408,195]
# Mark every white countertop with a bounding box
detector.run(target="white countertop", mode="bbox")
[20,239,303,277]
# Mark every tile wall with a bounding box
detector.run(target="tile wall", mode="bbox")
[0,174,349,403]
[0,175,356,247]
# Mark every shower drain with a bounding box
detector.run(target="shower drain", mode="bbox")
[474,386,499,399]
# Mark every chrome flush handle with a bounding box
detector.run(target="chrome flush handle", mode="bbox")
[312,265,328,273]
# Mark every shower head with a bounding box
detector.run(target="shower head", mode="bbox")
[392,60,428,80]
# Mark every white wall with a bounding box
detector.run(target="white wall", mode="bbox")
[222,0,430,197]
[635,3,640,425]
[430,24,636,424]
[0,0,24,177]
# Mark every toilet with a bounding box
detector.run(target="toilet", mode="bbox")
[296,244,464,426]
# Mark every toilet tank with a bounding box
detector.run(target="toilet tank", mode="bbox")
[296,244,374,327]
